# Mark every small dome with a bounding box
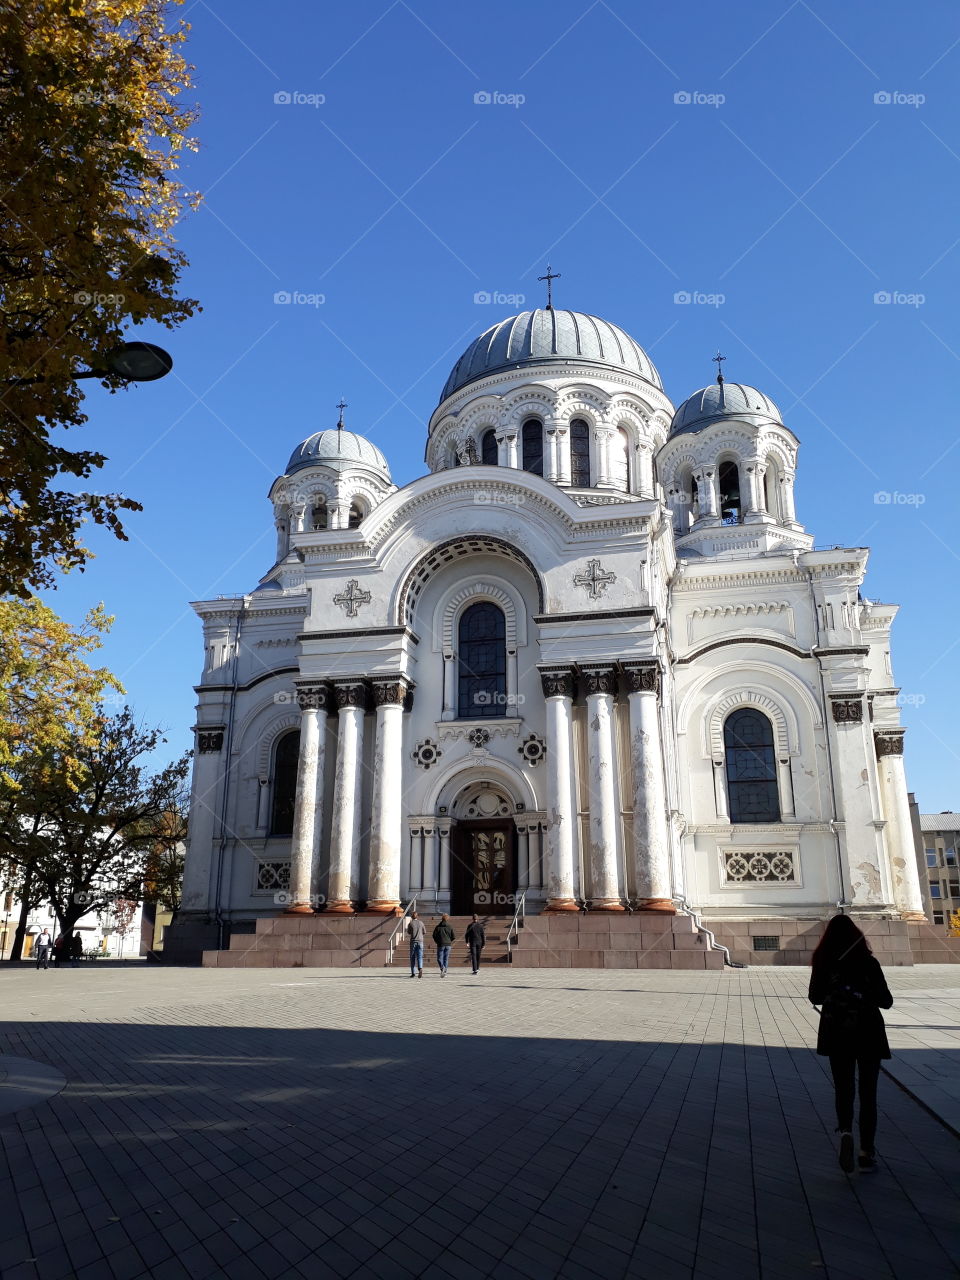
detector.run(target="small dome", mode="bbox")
[439,309,662,403]
[670,382,782,436]
[286,429,390,478]
[250,578,283,594]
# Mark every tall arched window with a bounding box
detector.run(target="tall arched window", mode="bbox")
[348,502,364,528]
[719,461,742,524]
[481,429,498,466]
[458,602,506,719]
[570,419,591,486]
[270,730,300,835]
[311,501,328,531]
[724,709,780,823]
[611,427,630,490]
[521,419,543,476]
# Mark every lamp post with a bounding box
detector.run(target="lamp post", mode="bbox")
[8,340,174,387]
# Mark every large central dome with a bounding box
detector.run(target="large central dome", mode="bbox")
[439,308,662,403]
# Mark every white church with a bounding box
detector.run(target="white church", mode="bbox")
[175,300,929,967]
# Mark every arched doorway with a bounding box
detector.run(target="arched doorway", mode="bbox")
[450,784,518,914]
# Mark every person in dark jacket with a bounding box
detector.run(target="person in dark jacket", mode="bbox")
[465,914,486,974]
[809,914,893,1174]
[71,932,83,967]
[432,914,455,977]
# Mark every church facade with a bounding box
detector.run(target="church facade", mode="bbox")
[180,306,926,942]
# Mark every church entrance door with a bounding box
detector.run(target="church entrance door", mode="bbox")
[450,820,517,915]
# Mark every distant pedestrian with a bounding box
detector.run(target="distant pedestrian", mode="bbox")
[465,914,486,975]
[809,914,893,1174]
[71,933,83,967]
[432,914,455,977]
[34,929,52,970]
[406,911,425,979]
[52,933,65,967]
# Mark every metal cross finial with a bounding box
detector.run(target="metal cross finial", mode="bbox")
[712,351,726,385]
[538,264,561,309]
[336,398,347,429]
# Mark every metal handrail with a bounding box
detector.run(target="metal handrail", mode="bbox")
[386,896,418,965]
[504,891,526,960]
[674,895,744,968]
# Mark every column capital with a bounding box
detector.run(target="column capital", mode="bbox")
[621,662,661,697]
[539,666,576,699]
[874,729,905,757]
[332,679,368,711]
[196,727,225,753]
[580,666,617,696]
[830,695,864,724]
[295,681,332,712]
[370,676,413,708]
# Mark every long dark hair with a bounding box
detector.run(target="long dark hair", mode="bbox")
[811,914,873,970]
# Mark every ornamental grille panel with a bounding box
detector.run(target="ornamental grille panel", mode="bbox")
[256,861,291,893]
[723,850,797,884]
[752,936,780,952]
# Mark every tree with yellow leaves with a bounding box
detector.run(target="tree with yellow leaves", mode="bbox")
[0,0,200,598]
[948,909,960,937]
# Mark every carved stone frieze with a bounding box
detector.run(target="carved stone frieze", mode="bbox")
[831,697,864,724]
[581,666,617,696]
[874,730,905,757]
[622,663,660,696]
[333,681,368,711]
[295,682,332,713]
[370,678,409,708]
[197,729,225,754]
[539,667,575,699]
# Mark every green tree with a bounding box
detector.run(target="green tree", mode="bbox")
[0,707,191,942]
[0,0,200,597]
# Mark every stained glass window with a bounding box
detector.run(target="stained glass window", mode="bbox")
[724,708,780,823]
[521,419,543,476]
[570,419,591,486]
[458,602,507,719]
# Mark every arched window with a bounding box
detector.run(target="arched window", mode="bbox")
[611,427,630,490]
[724,709,780,823]
[570,419,591,486]
[481,429,498,466]
[719,461,742,524]
[521,419,543,476]
[311,501,328,531]
[270,730,300,835]
[763,464,780,519]
[348,502,363,529]
[458,602,506,719]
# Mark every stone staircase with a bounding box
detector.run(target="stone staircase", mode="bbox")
[199,909,727,969]
[509,911,725,970]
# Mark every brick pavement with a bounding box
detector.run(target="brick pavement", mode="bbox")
[0,962,957,1280]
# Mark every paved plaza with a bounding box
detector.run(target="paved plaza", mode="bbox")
[0,961,958,1280]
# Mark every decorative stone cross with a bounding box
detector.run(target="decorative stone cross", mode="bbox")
[573,559,616,600]
[333,579,371,617]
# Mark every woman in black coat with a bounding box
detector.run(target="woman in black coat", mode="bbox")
[809,914,893,1174]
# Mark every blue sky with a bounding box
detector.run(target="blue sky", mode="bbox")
[47,0,960,808]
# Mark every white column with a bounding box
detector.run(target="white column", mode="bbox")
[423,823,439,905]
[697,467,719,521]
[517,822,530,890]
[438,821,452,911]
[583,667,625,911]
[326,681,367,913]
[876,732,926,920]
[594,428,612,486]
[441,653,456,720]
[540,669,579,910]
[826,693,891,911]
[287,684,330,913]
[256,777,270,832]
[624,666,673,911]
[274,515,289,562]
[367,679,409,913]
[637,445,654,498]
[504,432,519,469]
[556,427,571,485]
[781,471,799,524]
[545,427,560,482]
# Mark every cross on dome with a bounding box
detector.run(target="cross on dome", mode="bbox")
[712,351,726,385]
[336,398,347,430]
[537,264,561,309]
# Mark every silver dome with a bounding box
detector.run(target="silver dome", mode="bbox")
[670,382,782,436]
[285,429,391,478]
[440,309,662,402]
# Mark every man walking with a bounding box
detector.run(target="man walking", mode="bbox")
[34,928,52,970]
[465,914,486,975]
[432,913,455,977]
[406,911,425,979]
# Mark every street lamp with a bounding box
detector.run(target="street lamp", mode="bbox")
[76,341,173,383]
